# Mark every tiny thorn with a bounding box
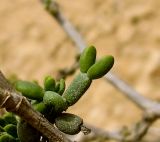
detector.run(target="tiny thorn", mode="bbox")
[80,125,91,135]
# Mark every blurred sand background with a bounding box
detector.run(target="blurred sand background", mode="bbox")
[0,0,160,141]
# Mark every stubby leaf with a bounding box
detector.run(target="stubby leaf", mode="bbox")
[43,91,68,113]
[87,55,114,79]
[32,102,47,114]
[62,73,92,106]
[2,113,17,125]
[15,80,44,101]
[0,132,16,142]
[57,79,65,95]
[55,113,83,135]
[79,46,96,73]
[44,76,55,91]
[4,124,17,138]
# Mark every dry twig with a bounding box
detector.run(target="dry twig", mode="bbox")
[56,55,80,80]
[84,109,160,142]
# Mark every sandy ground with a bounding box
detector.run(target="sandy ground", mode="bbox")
[0,0,160,141]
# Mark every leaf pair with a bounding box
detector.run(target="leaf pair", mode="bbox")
[80,46,114,79]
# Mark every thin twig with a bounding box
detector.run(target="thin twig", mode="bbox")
[105,73,160,110]
[56,55,80,80]
[81,109,160,142]
[41,0,86,52]
[57,62,79,80]
[0,71,71,142]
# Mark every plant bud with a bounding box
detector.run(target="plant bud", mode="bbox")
[57,79,65,95]
[44,76,55,91]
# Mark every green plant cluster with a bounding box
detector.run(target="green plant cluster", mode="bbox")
[0,112,19,142]
[1,46,114,142]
